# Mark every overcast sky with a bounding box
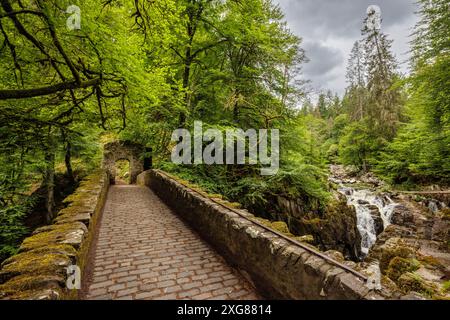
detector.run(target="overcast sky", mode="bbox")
[275,0,419,97]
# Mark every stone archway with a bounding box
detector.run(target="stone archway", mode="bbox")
[103,141,150,184]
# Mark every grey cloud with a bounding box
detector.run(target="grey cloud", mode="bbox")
[303,41,344,76]
[275,0,419,95]
[279,0,416,39]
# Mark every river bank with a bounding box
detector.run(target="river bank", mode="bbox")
[330,165,450,299]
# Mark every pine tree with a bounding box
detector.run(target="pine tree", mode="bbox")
[316,93,328,118]
[361,7,403,140]
[347,41,366,88]
[345,41,368,121]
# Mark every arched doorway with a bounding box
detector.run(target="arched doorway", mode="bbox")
[114,159,131,184]
[103,141,150,184]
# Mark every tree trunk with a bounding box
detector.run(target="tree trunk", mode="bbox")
[179,46,193,127]
[362,157,368,173]
[65,141,75,184]
[44,149,56,224]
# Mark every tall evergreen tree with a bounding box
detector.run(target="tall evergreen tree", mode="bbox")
[361,6,403,140]
[345,41,368,121]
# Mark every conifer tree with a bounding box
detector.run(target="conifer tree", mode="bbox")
[361,6,403,139]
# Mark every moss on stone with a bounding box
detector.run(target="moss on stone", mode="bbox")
[227,202,242,209]
[253,217,272,227]
[55,212,91,226]
[57,204,93,216]
[301,217,326,225]
[64,199,97,211]
[0,274,64,293]
[3,288,61,300]
[0,252,71,284]
[381,275,399,292]
[0,171,107,300]
[418,255,444,270]
[441,208,450,220]
[442,281,450,293]
[3,244,76,268]
[398,272,437,298]
[324,250,345,262]
[271,221,290,234]
[378,238,416,273]
[294,235,315,244]
[208,194,223,200]
[252,217,316,245]
[386,257,420,281]
[20,222,87,252]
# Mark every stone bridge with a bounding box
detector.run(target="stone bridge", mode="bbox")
[0,142,393,300]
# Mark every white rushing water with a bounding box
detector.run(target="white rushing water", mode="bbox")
[336,184,399,256]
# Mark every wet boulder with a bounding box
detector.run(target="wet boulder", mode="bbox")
[368,205,384,236]
[391,205,414,227]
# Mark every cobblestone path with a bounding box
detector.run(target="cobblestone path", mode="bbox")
[83,185,259,300]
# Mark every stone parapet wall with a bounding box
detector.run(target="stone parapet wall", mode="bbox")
[0,171,109,300]
[138,170,391,300]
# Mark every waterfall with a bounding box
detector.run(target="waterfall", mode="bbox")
[337,184,398,256]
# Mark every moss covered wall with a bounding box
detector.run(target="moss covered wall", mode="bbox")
[138,170,393,300]
[0,171,109,300]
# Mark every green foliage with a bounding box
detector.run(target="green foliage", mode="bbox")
[338,121,382,171]
[0,199,34,262]
[268,165,329,203]
[115,160,131,184]
[376,0,450,185]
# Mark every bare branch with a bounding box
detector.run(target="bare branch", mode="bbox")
[0,78,101,100]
